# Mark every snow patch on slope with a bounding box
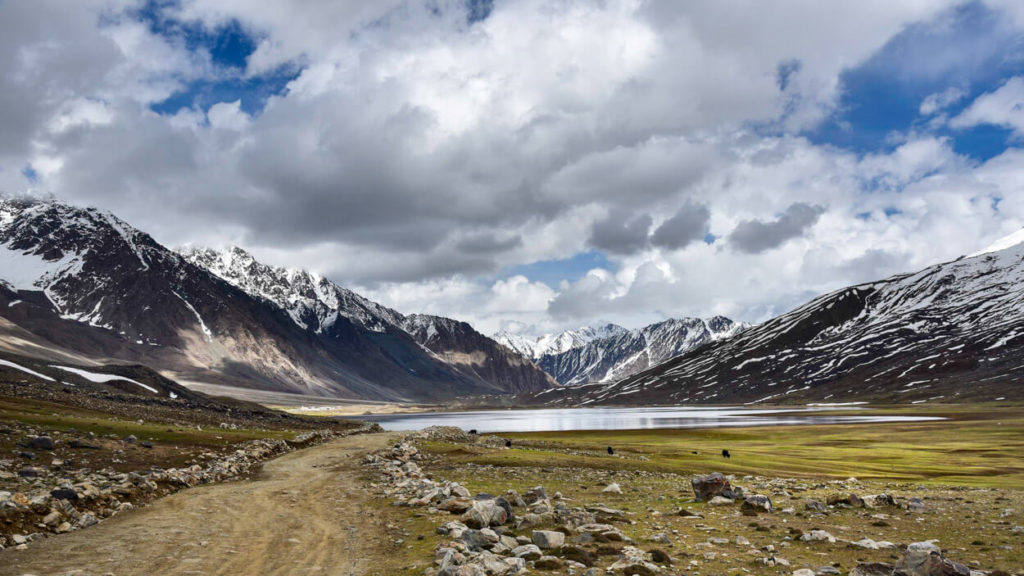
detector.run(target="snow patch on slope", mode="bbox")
[51,365,158,393]
[0,359,56,382]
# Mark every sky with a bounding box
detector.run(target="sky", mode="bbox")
[3,0,1024,336]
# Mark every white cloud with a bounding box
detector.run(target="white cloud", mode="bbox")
[951,76,1024,135]
[920,86,967,115]
[3,0,1024,338]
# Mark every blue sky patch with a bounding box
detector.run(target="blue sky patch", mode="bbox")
[21,165,38,185]
[466,0,494,24]
[500,250,615,288]
[133,1,300,117]
[807,1,1024,161]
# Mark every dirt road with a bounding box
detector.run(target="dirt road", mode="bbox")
[1,432,398,576]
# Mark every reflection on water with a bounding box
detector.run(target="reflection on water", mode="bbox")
[355,406,943,433]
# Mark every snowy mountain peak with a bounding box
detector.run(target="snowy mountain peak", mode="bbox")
[968,228,1024,258]
[180,245,402,333]
[495,317,747,386]
[495,323,628,359]
[0,198,159,324]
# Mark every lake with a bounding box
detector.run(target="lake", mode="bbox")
[356,405,943,433]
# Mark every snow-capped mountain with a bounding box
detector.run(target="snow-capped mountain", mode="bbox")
[533,230,1024,406]
[497,317,746,386]
[0,198,553,402]
[180,246,403,333]
[402,314,557,394]
[495,324,628,359]
[181,245,556,395]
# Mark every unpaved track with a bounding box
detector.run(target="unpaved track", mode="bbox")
[1,432,398,576]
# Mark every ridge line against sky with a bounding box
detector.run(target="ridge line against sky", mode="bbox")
[2,0,1024,336]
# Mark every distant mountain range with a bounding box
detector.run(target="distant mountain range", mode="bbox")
[0,198,555,402]
[530,230,1024,406]
[4,197,1022,407]
[496,317,746,386]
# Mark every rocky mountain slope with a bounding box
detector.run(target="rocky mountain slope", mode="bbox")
[497,317,745,386]
[181,245,556,395]
[532,231,1024,406]
[0,198,553,402]
[401,314,556,394]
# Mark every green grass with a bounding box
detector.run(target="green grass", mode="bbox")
[426,407,1024,488]
[0,395,298,446]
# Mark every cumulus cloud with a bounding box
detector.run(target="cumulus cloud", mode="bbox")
[587,212,652,254]
[950,76,1024,135]
[650,202,710,250]
[3,0,1024,336]
[729,203,826,254]
[920,86,967,115]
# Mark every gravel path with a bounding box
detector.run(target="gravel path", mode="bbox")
[1,432,398,576]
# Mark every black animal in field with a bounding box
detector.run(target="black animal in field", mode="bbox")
[607,446,614,455]
[721,449,731,458]
[505,440,512,448]
[468,429,478,435]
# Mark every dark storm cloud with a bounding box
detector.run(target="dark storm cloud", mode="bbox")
[0,2,121,157]
[588,212,652,254]
[729,202,826,253]
[455,231,523,255]
[650,202,710,250]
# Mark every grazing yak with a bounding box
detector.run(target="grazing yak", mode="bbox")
[721,449,731,458]
[607,446,615,455]
[505,440,512,448]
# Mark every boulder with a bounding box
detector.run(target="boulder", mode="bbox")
[462,528,500,551]
[438,497,474,513]
[827,493,865,508]
[511,544,542,560]
[800,530,836,543]
[805,500,827,512]
[793,570,816,576]
[27,436,55,451]
[522,486,547,505]
[893,541,970,576]
[461,499,509,528]
[532,530,565,549]
[602,482,623,494]
[691,472,740,501]
[864,493,897,508]
[476,551,515,575]
[708,496,734,506]
[741,495,773,515]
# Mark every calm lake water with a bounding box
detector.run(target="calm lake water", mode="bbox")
[357,406,943,433]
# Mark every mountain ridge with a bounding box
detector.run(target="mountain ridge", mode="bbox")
[528,230,1024,406]
[0,198,554,402]
[497,316,747,386]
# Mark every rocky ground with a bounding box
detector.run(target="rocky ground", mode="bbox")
[0,377,376,553]
[364,427,1024,576]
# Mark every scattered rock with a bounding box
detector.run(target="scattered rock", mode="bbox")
[27,436,55,451]
[602,482,623,494]
[691,472,741,501]
[800,530,836,543]
[894,541,970,576]
[742,494,773,515]
[531,530,565,550]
